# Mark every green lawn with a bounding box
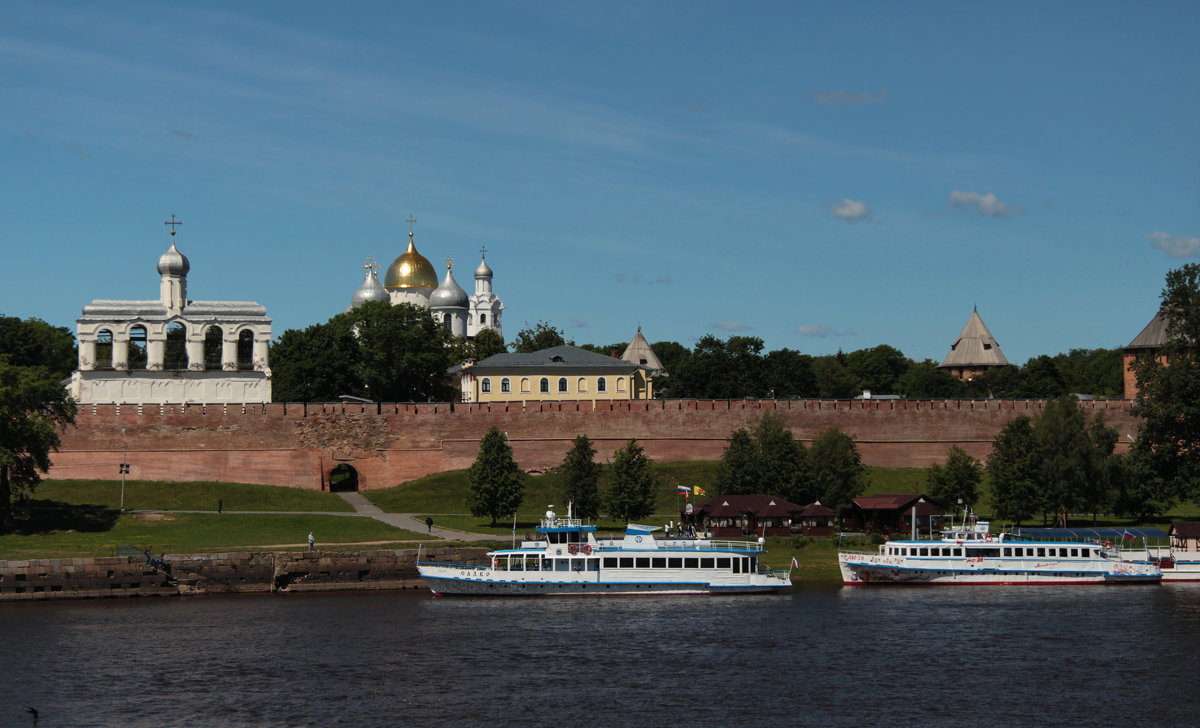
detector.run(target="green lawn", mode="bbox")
[0,511,429,560]
[32,479,355,512]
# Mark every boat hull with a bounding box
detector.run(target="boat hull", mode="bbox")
[419,564,787,596]
[839,552,1162,586]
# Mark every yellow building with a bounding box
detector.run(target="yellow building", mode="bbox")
[456,345,654,403]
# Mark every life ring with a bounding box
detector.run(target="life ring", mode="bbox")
[581,544,592,555]
[568,544,579,555]
[984,534,994,542]
[1104,541,1113,550]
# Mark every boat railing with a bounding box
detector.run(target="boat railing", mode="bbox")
[543,517,585,528]
[417,560,490,570]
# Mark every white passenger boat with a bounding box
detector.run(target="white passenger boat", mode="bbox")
[839,516,1162,586]
[417,509,792,596]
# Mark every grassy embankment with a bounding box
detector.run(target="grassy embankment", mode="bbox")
[0,480,427,560]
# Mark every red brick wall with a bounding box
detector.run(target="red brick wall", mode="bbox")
[49,399,1139,490]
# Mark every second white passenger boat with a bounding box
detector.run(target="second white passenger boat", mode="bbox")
[417,509,792,596]
[839,517,1162,586]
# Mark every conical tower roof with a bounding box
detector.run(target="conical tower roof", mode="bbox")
[939,309,1009,368]
[620,326,663,371]
[1125,311,1172,350]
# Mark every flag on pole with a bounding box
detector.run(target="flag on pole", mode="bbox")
[693,485,706,497]
[676,485,692,495]
[791,557,800,569]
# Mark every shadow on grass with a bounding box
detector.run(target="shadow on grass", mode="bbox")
[13,499,119,535]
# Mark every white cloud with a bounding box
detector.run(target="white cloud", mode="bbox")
[796,324,855,338]
[1146,231,1200,259]
[830,198,870,222]
[813,90,890,106]
[949,190,1022,217]
[712,321,751,332]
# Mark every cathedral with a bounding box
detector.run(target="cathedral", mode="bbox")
[348,221,504,341]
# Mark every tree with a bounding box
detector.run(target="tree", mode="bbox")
[0,357,77,531]
[509,321,568,353]
[647,340,689,398]
[763,349,816,399]
[986,416,1040,524]
[604,439,657,522]
[348,302,458,401]
[715,428,760,495]
[467,427,525,526]
[752,412,810,503]
[811,355,860,398]
[843,345,910,394]
[808,428,867,510]
[1013,356,1069,398]
[0,315,77,379]
[270,301,457,402]
[269,318,360,402]
[468,327,507,361]
[1034,397,1116,526]
[926,446,983,509]
[897,360,967,399]
[671,335,767,399]
[560,435,601,519]
[1132,263,1200,504]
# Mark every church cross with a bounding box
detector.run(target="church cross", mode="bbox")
[445,256,454,269]
[479,246,488,259]
[164,214,183,237]
[406,214,417,232]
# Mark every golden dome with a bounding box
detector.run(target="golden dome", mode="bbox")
[383,232,438,289]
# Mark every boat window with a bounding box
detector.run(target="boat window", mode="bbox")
[700,558,714,569]
[636,558,650,568]
[1070,548,1079,558]
[652,558,666,568]
[1081,549,1090,558]
[587,560,599,571]
[619,558,633,568]
[1037,548,1046,557]
[750,557,758,572]
[919,548,929,556]
[571,559,585,571]
[1003,548,1011,557]
[668,558,682,569]
[604,558,618,568]
[527,557,540,571]
[556,559,571,571]
[684,558,698,569]
[717,558,730,569]
[733,559,741,574]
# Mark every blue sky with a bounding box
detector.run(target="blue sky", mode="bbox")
[3,1,1198,364]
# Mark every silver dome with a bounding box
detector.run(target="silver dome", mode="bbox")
[430,264,468,309]
[350,268,390,308]
[156,241,190,276]
[474,256,493,278]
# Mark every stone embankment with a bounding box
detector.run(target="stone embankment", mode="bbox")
[0,547,487,601]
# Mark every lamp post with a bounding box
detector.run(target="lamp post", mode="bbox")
[119,428,129,512]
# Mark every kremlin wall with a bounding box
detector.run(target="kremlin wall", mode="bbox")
[48,398,1139,491]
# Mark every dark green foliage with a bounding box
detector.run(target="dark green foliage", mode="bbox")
[811,355,860,398]
[753,413,810,503]
[715,429,759,495]
[604,440,657,522]
[0,315,77,379]
[0,357,77,531]
[986,416,1040,524]
[808,428,867,510]
[898,360,968,398]
[577,342,628,356]
[560,435,601,519]
[1014,356,1069,398]
[843,345,910,394]
[763,349,817,398]
[467,427,525,526]
[469,328,507,361]
[1132,263,1200,505]
[1033,398,1116,525]
[925,446,983,509]
[510,321,568,353]
[270,301,456,402]
[1052,348,1124,397]
[670,335,767,399]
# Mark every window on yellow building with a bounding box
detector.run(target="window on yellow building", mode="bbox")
[597,377,607,392]
[558,377,568,393]
[617,377,626,392]
[481,378,492,394]
[540,378,549,394]
[521,378,531,393]
[501,378,511,393]
[577,377,587,392]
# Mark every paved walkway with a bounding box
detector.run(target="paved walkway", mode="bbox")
[336,493,495,542]
[128,493,496,544]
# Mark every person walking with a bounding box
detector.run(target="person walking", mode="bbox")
[425,516,434,534]
[217,498,223,514]
[307,532,315,551]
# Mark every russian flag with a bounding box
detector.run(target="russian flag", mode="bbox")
[676,485,692,495]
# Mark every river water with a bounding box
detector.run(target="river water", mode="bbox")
[1,585,1198,728]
